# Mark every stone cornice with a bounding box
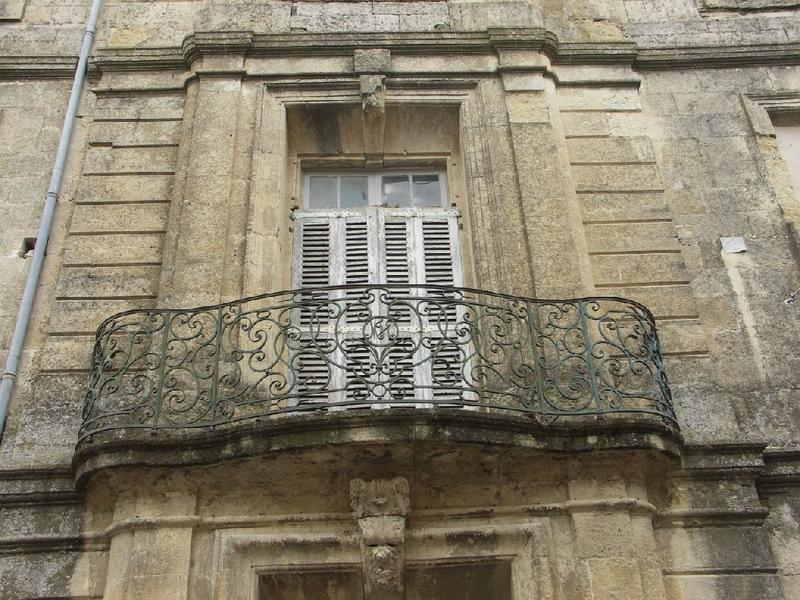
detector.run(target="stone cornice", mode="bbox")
[86,47,186,72]
[0,466,79,508]
[759,447,800,489]
[635,42,800,68]
[2,31,799,79]
[0,55,78,78]
[556,42,638,65]
[676,442,768,480]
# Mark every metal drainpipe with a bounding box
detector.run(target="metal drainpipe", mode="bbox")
[0,0,104,440]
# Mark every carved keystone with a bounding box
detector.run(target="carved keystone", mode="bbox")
[350,477,410,600]
[354,49,391,74]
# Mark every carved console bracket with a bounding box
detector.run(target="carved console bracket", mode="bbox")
[350,477,410,600]
[354,49,390,163]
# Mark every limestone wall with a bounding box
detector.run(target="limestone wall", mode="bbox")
[0,1,799,599]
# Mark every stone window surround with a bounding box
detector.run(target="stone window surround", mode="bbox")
[242,82,493,302]
[742,91,800,251]
[209,521,542,600]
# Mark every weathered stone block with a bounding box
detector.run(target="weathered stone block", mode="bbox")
[0,553,81,600]
[89,120,182,147]
[372,2,448,15]
[590,253,689,285]
[291,13,400,32]
[584,222,680,253]
[39,336,94,371]
[596,284,698,318]
[561,112,611,137]
[448,0,544,30]
[354,49,391,74]
[93,94,185,122]
[56,265,160,298]
[656,321,709,354]
[579,191,670,221]
[83,146,177,175]
[567,136,656,163]
[63,233,164,266]
[558,87,641,112]
[572,164,663,192]
[0,0,26,21]
[572,512,637,558]
[583,557,644,600]
[48,299,154,334]
[505,91,550,124]
[75,174,174,204]
[664,573,784,600]
[70,204,169,234]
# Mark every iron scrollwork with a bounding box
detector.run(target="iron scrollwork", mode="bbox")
[79,285,676,442]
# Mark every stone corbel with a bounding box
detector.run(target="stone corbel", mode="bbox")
[354,49,390,162]
[350,477,410,600]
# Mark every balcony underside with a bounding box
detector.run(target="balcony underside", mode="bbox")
[72,407,682,487]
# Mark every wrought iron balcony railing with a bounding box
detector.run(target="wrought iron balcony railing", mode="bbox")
[78,285,676,443]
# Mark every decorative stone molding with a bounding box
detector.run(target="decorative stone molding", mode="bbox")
[742,91,800,268]
[71,30,800,79]
[759,448,800,492]
[2,28,799,80]
[0,55,80,79]
[699,0,800,10]
[0,0,26,21]
[635,42,800,68]
[350,477,410,600]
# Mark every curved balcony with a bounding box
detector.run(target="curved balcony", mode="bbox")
[78,285,676,445]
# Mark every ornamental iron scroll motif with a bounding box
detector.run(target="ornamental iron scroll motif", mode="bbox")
[78,284,676,442]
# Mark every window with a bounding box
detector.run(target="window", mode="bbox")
[772,113,800,205]
[291,170,467,406]
[294,170,461,290]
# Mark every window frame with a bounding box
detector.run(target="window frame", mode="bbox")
[301,169,450,211]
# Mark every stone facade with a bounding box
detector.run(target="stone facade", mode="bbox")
[1,1,799,598]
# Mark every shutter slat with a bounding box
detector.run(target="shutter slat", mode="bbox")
[345,220,369,285]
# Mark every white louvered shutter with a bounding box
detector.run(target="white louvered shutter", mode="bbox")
[415,214,465,403]
[293,185,463,406]
[292,217,334,402]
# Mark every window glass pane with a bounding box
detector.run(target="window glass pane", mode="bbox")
[340,176,369,208]
[382,175,411,207]
[412,174,441,207]
[308,176,337,209]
